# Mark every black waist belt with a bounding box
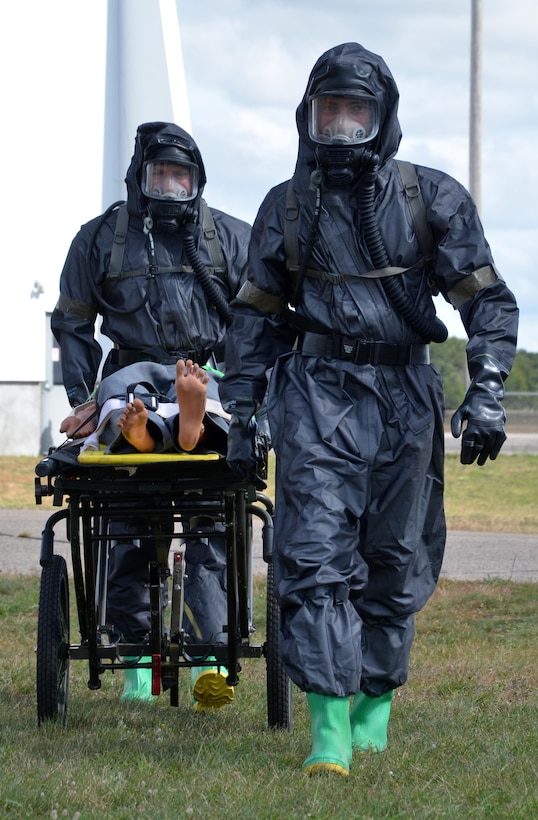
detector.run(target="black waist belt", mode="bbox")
[297,332,430,366]
[110,347,213,369]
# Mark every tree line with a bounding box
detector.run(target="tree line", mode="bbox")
[430,338,538,410]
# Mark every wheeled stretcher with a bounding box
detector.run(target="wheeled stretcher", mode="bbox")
[34,444,292,730]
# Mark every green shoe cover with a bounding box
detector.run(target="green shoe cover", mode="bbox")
[302,693,352,776]
[350,690,394,752]
[190,657,234,711]
[121,656,155,702]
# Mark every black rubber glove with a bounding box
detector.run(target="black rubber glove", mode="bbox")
[450,355,507,466]
[225,398,259,483]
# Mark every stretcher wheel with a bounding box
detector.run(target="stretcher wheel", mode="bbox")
[37,555,70,725]
[266,562,292,729]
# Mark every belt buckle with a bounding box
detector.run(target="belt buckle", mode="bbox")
[338,337,356,362]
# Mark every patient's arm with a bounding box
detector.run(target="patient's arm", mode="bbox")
[59,399,98,439]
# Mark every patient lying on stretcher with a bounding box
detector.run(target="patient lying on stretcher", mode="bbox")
[63,358,229,456]
[117,359,208,453]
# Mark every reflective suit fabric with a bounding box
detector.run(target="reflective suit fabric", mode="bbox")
[220,44,518,697]
[51,122,250,644]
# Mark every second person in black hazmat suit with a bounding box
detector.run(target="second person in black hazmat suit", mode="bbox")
[219,43,519,774]
[51,121,251,707]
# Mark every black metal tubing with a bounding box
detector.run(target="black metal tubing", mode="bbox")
[39,509,69,567]
[37,461,271,697]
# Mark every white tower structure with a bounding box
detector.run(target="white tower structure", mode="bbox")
[0,0,191,454]
[102,0,191,208]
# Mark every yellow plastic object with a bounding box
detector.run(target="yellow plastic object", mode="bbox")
[191,667,234,711]
[77,446,221,466]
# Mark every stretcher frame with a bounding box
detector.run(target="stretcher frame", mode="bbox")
[34,447,292,730]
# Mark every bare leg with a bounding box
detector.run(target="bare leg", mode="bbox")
[176,359,209,451]
[117,398,156,453]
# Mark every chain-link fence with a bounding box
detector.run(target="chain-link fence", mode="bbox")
[504,392,538,432]
[445,393,538,433]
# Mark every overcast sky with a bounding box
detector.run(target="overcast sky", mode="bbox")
[1,0,536,362]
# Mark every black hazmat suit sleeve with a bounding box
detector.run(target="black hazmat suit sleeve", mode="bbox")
[416,167,519,464]
[220,185,297,412]
[411,166,518,374]
[51,219,104,407]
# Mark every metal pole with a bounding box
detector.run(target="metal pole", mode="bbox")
[469,0,483,212]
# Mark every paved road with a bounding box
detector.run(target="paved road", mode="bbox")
[1,506,536,582]
[2,431,536,580]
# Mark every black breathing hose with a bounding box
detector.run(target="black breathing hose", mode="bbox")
[359,157,448,344]
[184,223,233,326]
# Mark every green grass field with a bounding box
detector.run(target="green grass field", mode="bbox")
[0,455,536,816]
[0,575,536,818]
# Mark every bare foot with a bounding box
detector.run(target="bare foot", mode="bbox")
[176,359,209,451]
[117,398,155,453]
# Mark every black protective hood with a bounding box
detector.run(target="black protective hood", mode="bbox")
[294,43,402,183]
[124,121,207,219]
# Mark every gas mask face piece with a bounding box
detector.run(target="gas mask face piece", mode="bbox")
[141,146,199,232]
[309,94,379,185]
[142,159,198,203]
[307,72,380,186]
[309,94,379,146]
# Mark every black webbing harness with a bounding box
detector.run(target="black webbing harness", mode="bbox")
[283,160,434,290]
[103,200,227,300]
[282,160,435,366]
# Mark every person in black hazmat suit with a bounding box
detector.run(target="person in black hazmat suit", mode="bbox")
[51,121,251,707]
[219,44,519,774]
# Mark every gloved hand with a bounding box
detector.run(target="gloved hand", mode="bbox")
[225,398,259,484]
[450,355,507,466]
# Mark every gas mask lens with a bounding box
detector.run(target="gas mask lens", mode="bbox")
[142,160,198,202]
[309,94,379,145]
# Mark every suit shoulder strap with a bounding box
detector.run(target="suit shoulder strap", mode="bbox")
[396,160,434,264]
[103,201,227,299]
[284,180,300,273]
[103,202,129,299]
[201,200,227,278]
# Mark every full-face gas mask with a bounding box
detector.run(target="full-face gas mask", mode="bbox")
[142,144,199,232]
[307,63,380,186]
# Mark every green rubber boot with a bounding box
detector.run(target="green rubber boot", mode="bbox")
[121,656,154,702]
[302,693,352,776]
[190,657,234,711]
[350,690,394,752]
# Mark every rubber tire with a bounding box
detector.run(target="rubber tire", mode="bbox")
[266,561,292,730]
[37,555,70,725]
